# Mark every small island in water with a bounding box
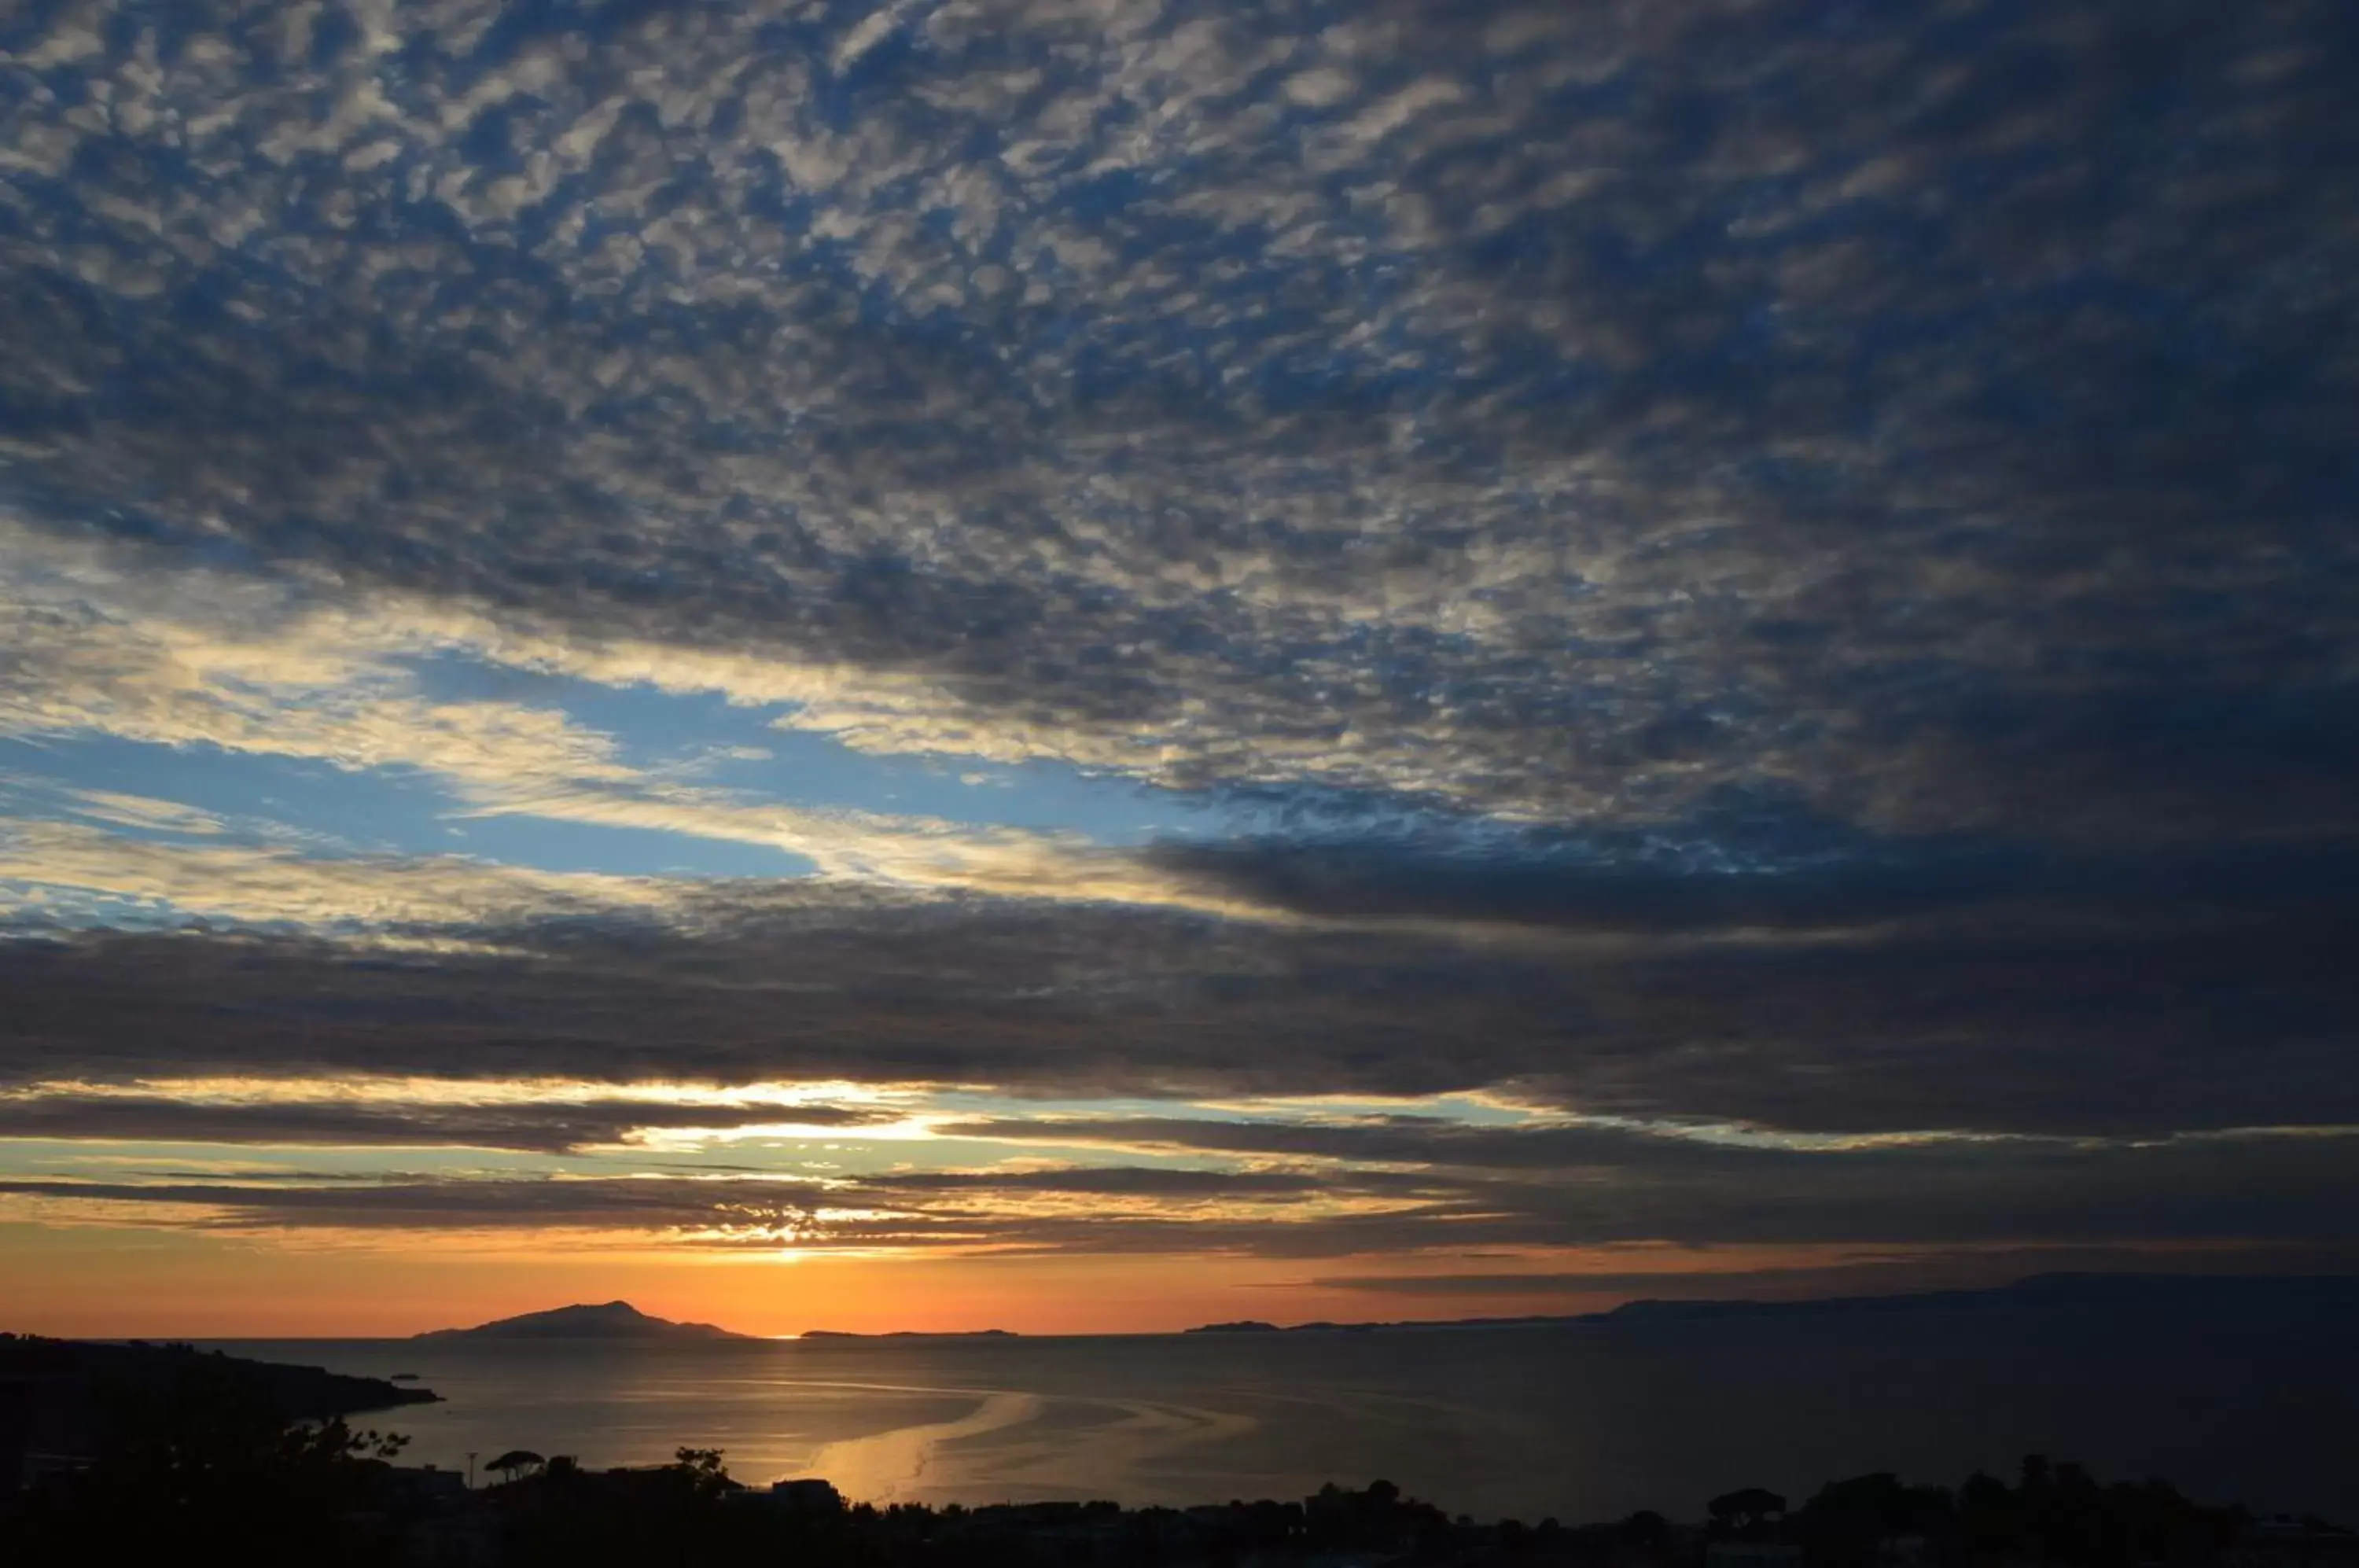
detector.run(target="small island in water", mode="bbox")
[412,1301,752,1342]
[797,1327,1020,1339]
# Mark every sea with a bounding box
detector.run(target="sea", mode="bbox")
[204,1292,2359,1524]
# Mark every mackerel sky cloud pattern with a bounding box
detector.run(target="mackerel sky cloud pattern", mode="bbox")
[1,0,2355,1306]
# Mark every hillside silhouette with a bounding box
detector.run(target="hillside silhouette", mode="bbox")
[413,1302,749,1342]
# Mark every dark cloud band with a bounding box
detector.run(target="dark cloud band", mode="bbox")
[4,1124,2353,1257]
[6,879,2354,1138]
[0,1093,896,1153]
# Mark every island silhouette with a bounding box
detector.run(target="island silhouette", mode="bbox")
[412,1301,751,1342]
[797,1327,1019,1339]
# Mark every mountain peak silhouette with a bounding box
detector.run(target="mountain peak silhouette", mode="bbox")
[413,1301,749,1341]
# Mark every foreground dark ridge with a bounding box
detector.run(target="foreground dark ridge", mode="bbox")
[9,1408,2354,1568]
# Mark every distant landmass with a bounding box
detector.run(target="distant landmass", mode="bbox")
[413,1301,750,1342]
[1187,1272,2359,1334]
[385,1274,2359,1345]
[798,1327,1019,1339]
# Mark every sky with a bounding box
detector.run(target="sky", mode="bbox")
[2,0,2356,1338]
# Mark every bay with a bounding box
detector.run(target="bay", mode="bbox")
[205,1299,2359,1523]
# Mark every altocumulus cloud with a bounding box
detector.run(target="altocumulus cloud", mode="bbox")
[1,0,2357,1275]
[2,0,2355,828]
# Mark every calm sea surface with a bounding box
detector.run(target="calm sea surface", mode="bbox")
[208,1302,2359,1522]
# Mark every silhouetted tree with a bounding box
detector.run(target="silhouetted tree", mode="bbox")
[1923,1456,2249,1568]
[672,1445,733,1500]
[6,1353,409,1568]
[1797,1473,1954,1567]
[1959,1470,2017,1553]
[1712,1487,1790,1538]
[488,1448,547,1482]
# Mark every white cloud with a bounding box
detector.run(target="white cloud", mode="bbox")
[0,817,682,929]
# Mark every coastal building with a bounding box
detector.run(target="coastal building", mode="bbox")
[0,1379,28,1492]
[2229,1518,2359,1568]
[1877,1534,1941,1568]
[1707,1540,1805,1568]
[764,1477,848,1514]
[376,1463,471,1508]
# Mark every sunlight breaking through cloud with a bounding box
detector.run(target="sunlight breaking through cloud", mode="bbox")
[2,0,2355,1316]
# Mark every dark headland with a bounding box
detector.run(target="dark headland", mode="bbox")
[413,1301,751,1342]
[0,1333,440,1418]
[1185,1272,2359,1333]
[0,1331,440,1499]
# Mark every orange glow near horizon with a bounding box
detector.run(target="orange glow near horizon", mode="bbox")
[0,1220,2200,1341]
[0,1223,1570,1338]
